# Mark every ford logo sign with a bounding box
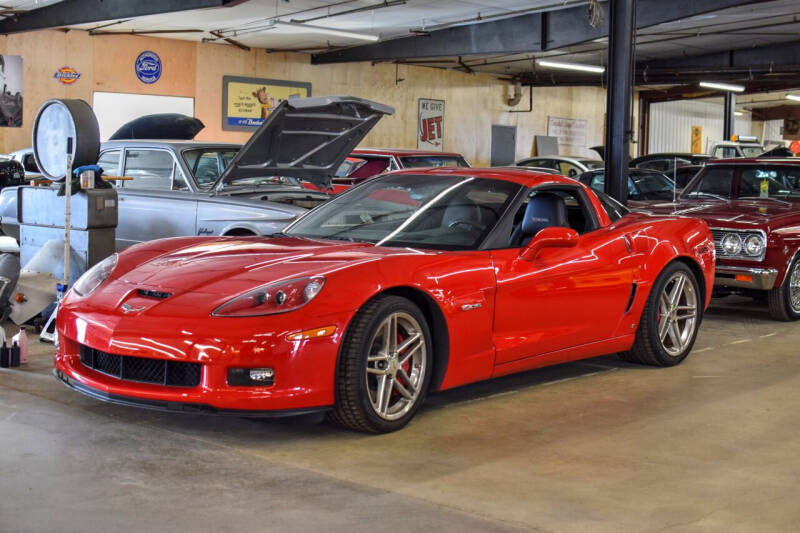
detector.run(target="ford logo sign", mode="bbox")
[135,51,162,84]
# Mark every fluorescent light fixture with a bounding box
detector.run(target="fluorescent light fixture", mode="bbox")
[734,111,743,116]
[786,94,800,102]
[536,59,605,74]
[699,81,745,92]
[272,21,379,42]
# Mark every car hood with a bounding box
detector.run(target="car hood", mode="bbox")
[215,96,394,190]
[116,236,404,297]
[641,199,800,227]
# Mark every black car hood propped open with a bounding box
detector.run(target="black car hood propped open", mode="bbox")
[215,96,395,190]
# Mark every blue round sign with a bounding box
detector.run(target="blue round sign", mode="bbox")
[135,51,161,84]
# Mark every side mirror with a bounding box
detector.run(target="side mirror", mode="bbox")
[519,226,579,261]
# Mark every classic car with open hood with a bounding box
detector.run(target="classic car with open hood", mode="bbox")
[0,97,394,249]
[643,158,800,321]
[54,167,714,433]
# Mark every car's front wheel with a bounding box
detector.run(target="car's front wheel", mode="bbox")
[620,262,701,366]
[767,255,800,321]
[328,295,432,433]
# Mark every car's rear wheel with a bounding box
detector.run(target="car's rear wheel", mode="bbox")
[328,295,432,433]
[767,255,800,321]
[620,262,701,366]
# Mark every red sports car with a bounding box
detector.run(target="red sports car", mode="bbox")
[54,167,714,433]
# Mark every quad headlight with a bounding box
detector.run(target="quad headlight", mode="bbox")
[212,276,325,317]
[72,253,118,297]
[718,232,765,259]
[721,233,742,255]
[743,234,765,257]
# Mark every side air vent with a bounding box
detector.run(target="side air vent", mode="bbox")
[625,283,637,313]
[137,289,172,299]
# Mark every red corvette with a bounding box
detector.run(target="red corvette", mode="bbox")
[54,166,714,433]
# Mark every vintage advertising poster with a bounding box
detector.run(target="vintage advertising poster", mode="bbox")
[418,98,445,151]
[0,55,23,127]
[222,75,311,131]
[547,116,587,147]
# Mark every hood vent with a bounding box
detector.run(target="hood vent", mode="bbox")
[137,289,172,299]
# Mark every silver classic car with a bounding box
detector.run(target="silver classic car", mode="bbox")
[0,96,394,249]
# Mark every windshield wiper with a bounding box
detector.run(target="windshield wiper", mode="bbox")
[686,192,729,202]
[739,196,792,206]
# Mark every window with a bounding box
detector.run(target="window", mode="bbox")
[97,150,120,176]
[286,174,520,250]
[558,162,580,178]
[519,158,554,170]
[343,156,392,181]
[22,153,38,173]
[123,149,186,190]
[183,148,239,188]
[398,155,469,168]
[509,187,596,247]
[683,166,734,200]
[738,166,800,198]
[595,191,630,222]
[714,147,738,159]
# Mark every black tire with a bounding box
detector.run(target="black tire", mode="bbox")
[620,261,701,367]
[767,255,800,321]
[327,295,433,433]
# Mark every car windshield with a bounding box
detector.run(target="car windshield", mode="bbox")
[580,159,604,170]
[183,147,305,189]
[398,155,469,168]
[683,164,800,200]
[632,172,675,194]
[183,148,239,187]
[741,146,765,158]
[284,174,521,250]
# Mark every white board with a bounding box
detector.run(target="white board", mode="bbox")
[547,116,587,148]
[92,92,195,140]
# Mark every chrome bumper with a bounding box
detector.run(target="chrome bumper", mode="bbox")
[714,265,778,290]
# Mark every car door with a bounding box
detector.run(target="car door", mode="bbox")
[115,147,198,250]
[490,186,635,364]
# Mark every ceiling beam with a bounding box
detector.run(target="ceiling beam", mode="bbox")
[0,0,249,34]
[312,0,772,64]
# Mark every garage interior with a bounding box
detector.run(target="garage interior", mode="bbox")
[1,1,800,531]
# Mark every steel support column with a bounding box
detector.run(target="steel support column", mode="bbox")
[723,92,736,140]
[604,0,636,204]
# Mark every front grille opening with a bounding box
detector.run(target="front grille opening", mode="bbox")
[79,344,201,387]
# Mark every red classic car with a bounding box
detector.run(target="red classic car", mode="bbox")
[644,158,800,320]
[54,167,714,433]
[303,148,470,193]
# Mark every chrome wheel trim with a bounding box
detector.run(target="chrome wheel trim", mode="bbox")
[657,271,698,357]
[364,311,427,421]
[789,260,800,313]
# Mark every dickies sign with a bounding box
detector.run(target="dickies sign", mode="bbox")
[418,98,444,151]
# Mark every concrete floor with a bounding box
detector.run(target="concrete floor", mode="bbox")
[1,296,799,532]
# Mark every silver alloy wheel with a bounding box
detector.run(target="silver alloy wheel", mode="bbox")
[364,311,427,421]
[657,271,698,357]
[789,260,800,313]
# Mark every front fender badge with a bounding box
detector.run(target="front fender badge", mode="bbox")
[286,325,336,342]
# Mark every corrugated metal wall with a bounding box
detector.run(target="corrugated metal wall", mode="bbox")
[764,119,784,144]
[649,98,752,154]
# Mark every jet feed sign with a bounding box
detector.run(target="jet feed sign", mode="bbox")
[418,98,444,151]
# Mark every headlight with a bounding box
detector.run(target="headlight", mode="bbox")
[720,233,742,255]
[212,276,325,317]
[72,253,118,297]
[743,234,765,257]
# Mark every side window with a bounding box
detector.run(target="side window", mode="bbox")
[509,187,598,247]
[595,191,630,222]
[22,153,39,173]
[97,150,120,176]
[172,164,189,191]
[123,149,174,190]
[558,162,580,178]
